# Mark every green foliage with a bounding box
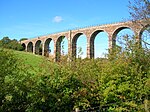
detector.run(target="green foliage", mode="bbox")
[0,35,150,111]
[99,36,150,111]
[0,49,31,111]
[0,37,23,51]
[19,38,28,42]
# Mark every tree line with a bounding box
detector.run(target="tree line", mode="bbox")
[0,37,27,51]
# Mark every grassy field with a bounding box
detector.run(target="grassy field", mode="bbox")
[13,50,45,73]
[15,51,43,66]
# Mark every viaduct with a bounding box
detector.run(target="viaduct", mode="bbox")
[21,20,149,61]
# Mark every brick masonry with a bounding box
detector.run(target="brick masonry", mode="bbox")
[21,20,148,61]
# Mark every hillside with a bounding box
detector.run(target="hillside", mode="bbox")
[1,48,149,111]
[13,50,46,73]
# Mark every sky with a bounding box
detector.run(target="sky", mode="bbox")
[0,0,135,58]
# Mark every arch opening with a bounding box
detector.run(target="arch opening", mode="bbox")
[56,36,68,61]
[72,33,87,59]
[27,42,33,52]
[140,25,150,49]
[44,38,54,57]
[113,27,135,51]
[90,30,108,59]
[35,40,42,55]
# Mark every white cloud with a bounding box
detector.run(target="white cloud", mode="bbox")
[53,16,63,23]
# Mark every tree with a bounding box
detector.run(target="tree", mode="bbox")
[19,38,28,42]
[129,0,150,48]
[0,37,23,51]
[0,37,11,48]
[129,0,150,23]
[128,1,150,111]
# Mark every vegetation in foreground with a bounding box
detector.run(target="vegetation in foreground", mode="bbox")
[0,35,150,112]
[0,0,150,111]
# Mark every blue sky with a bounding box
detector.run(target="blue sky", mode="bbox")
[0,0,134,58]
[0,0,133,39]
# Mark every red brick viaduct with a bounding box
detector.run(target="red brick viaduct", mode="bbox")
[21,20,149,61]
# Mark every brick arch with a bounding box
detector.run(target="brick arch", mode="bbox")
[139,24,150,47]
[20,20,147,61]
[44,38,54,56]
[139,24,150,39]
[112,26,135,47]
[55,36,68,61]
[90,30,108,58]
[35,40,42,55]
[27,42,33,52]
[72,33,87,58]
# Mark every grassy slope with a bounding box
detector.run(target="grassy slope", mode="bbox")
[14,51,45,72]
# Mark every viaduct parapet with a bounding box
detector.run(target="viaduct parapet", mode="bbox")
[21,20,149,61]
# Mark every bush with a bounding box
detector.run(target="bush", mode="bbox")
[0,49,33,111]
[0,35,149,111]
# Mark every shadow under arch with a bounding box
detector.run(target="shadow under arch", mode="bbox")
[56,36,68,62]
[44,38,54,57]
[35,40,42,55]
[139,24,150,48]
[90,30,108,58]
[27,42,33,52]
[72,33,87,59]
[139,24,150,38]
[112,27,135,48]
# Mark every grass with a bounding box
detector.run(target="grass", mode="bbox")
[15,51,43,67]
[13,50,45,73]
